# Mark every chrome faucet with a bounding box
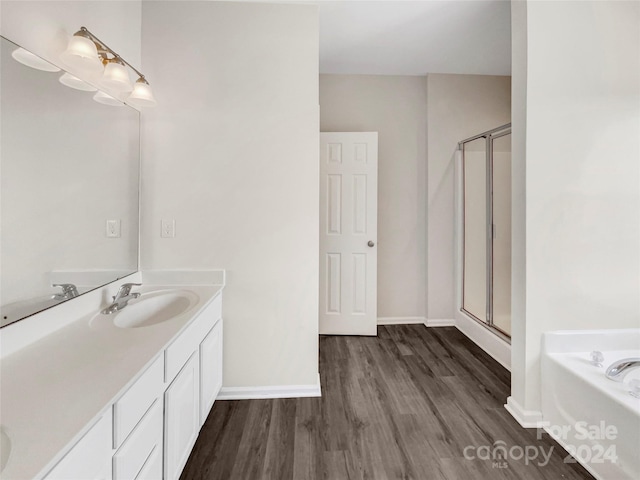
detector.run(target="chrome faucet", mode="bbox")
[102,283,141,314]
[52,283,79,300]
[605,358,640,382]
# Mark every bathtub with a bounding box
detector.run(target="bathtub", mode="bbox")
[541,329,640,480]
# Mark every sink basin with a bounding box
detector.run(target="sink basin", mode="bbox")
[1,426,11,473]
[96,290,199,329]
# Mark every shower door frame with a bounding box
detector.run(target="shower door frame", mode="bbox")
[459,123,511,341]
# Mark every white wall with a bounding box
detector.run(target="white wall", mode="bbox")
[510,0,528,417]
[319,75,428,321]
[140,1,320,388]
[0,1,141,70]
[427,73,511,323]
[510,0,640,420]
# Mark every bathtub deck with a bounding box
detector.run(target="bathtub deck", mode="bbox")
[181,325,593,480]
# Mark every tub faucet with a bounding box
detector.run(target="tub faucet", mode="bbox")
[102,283,141,314]
[605,358,640,382]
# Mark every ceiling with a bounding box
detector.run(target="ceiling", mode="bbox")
[216,0,512,76]
[318,0,512,76]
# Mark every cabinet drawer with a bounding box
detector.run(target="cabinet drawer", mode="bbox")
[113,399,163,480]
[113,355,164,448]
[45,410,112,480]
[165,294,221,382]
[135,443,162,480]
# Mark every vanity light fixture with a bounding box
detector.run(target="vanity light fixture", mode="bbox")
[11,47,60,72]
[60,27,156,107]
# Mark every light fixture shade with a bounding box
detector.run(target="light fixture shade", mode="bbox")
[126,79,157,107]
[11,48,60,72]
[93,90,124,106]
[101,60,132,92]
[60,35,103,74]
[59,72,97,91]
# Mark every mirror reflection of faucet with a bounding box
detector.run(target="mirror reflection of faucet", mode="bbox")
[52,283,79,300]
[102,283,141,315]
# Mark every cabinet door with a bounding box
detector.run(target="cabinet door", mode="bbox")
[199,319,223,426]
[45,411,112,480]
[164,353,199,480]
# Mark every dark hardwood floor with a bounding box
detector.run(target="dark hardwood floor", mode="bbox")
[181,325,593,480]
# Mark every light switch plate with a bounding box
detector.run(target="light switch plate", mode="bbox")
[161,219,175,238]
[106,219,121,238]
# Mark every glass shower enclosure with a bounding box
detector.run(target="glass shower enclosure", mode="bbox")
[459,124,511,339]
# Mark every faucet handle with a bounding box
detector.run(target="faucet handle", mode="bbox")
[590,351,605,367]
[120,282,142,292]
[113,282,142,300]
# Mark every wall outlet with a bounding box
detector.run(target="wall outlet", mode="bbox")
[161,219,175,238]
[106,219,121,238]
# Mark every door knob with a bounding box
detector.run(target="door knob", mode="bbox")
[368,241,375,247]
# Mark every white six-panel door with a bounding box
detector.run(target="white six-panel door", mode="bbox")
[320,132,378,336]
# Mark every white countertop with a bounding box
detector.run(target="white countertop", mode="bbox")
[0,284,223,480]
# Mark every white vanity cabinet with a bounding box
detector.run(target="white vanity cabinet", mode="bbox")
[40,291,223,480]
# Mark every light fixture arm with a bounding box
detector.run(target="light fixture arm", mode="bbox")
[76,26,147,82]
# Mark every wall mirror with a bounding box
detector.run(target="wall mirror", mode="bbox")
[0,36,140,328]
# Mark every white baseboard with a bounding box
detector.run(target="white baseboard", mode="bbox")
[377,317,425,325]
[376,317,455,327]
[455,311,511,370]
[424,318,456,327]
[217,373,321,400]
[505,396,543,428]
